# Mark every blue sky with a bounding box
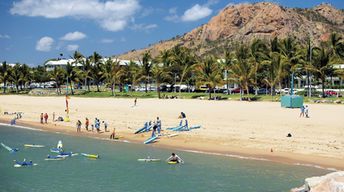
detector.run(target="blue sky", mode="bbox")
[0,0,343,66]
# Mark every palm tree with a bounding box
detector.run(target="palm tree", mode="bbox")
[263,52,285,100]
[103,58,124,96]
[195,55,223,100]
[90,52,104,92]
[81,58,92,92]
[307,46,334,97]
[328,32,344,61]
[49,66,65,94]
[9,63,22,93]
[20,64,32,90]
[219,50,235,95]
[72,51,85,89]
[140,51,152,93]
[151,61,171,99]
[65,63,81,95]
[0,61,10,93]
[126,60,141,92]
[231,45,256,100]
[250,39,268,95]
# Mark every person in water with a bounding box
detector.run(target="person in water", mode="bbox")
[166,153,184,163]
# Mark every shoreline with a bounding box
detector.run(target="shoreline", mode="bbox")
[1,118,342,171]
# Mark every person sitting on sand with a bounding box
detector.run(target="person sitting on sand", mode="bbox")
[166,153,184,163]
[110,128,116,139]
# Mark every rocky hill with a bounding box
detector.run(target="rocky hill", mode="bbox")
[118,2,344,60]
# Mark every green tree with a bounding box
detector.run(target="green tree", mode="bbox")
[49,66,65,95]
[231,45,256,100]
[0,61,10,93]
[90,52,104,92]
[9,64,22,93]
[65,63,82,95]
[103,58,124,96]
[307,46,334,97]
[140,51,152,93]
[151,61,171,99]
[195,55,223,100]
[219,50,235,94]
[126,60,141,92]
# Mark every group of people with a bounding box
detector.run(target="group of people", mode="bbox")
[299,105,310,118]
[40,113,49,124]
[77,117,109,133]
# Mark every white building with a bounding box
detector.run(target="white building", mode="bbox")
[45,58,140,71]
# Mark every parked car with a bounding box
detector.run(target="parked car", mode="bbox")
[324,90,341,97]
[257,88,270,95]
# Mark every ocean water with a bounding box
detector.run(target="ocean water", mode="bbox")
[0,125,329,192]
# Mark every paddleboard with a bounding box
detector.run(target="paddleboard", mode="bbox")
[143,135,158,144]
[14,163,38,168]
[45,155,65,161]
[81,153,99,159]
[24,144,45,148]
[137,158,161,162]
[189,125,201,129]
[50,148,62,153]
[167,161,178,164]
[167,133,178,138]
[1,142,19,153]
[134,126,146,134]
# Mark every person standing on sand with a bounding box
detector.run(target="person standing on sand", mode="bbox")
[44,113,48,123]
[103,121,108,132]
[299,105,305,117]
[76,120,82,132]
[40,113,43,124]
[156,117,161,135]
[134,98,137,106]
[305,105,309,118]
[110,128,116,139]
[53,112,55,122]
[85,118,89,131]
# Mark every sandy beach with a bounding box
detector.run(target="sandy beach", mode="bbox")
[0,95,343,169]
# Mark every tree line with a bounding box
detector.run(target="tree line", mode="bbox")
[1,33,344,100]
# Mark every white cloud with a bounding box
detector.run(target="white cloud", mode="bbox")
[60,31,86,41]
[66,44,79,51]
[100,38,114,43]
[36,36,54,52]
[10,0,140,32]
[131,23,157,31]
[164,7,179,22]
[181,4,212,22]
[0,34,11,39]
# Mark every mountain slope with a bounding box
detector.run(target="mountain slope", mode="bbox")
[118,2,344,60]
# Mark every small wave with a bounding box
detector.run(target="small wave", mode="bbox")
[181,149,270,161]
[293,163,341,171]
[0,123,45,132]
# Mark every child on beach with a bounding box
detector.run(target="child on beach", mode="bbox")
[40,113,43,124]
[299,105,305,117]
[44,113,48,123]
[76,120,82,132]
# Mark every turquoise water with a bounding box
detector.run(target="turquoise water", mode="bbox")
[0,125,329,192]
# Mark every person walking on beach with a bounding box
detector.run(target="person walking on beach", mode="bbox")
[110,128,116,139]
[299,105,305,117]
[305,105,309,118]
[103,121,108,132]
[40,113,43,124]
[76,120,82,132]
[85,118,89,131]
[44,113,48,123]
[134,98,137,106]
[53,112,55,122]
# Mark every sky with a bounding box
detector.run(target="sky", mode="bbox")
[0,0,343,66]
